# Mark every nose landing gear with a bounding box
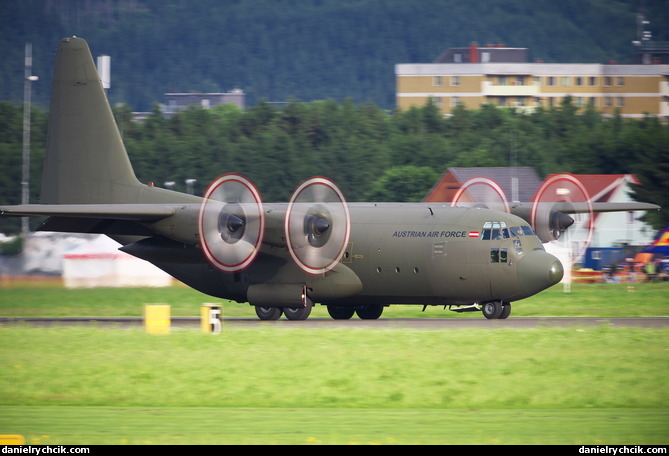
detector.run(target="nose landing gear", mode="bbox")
[481,300,511,319]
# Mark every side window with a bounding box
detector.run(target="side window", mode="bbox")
[490,248,508,263]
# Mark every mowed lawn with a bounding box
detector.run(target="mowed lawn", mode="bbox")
[0,280,668,318]
[0,281,668,444]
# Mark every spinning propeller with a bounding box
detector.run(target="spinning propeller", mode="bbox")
[530,173,594,262]
[450,177,510,213]
[285,177,351,275]
[198,174,265,272]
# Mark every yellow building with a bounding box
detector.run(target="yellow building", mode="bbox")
[396,44,669,120]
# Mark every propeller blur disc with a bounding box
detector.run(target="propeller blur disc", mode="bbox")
[531,174,593,264]
[285,177,351,275]
[451,177,510,213]
[198,174,264,272]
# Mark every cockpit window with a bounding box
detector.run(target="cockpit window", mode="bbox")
[482,222,535,240]
[509,226,523,237]
[521,225,535,236]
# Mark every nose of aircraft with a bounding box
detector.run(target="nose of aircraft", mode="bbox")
[517,249,564,297]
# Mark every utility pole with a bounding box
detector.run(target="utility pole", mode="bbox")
[22,42,38,235]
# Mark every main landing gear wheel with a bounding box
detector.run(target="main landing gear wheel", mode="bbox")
[284,304,313,321]
[255,306,282,321]
[499,303,511,319]
[283,289,314,321]
[327,306,355,320]
[356,304,384,320]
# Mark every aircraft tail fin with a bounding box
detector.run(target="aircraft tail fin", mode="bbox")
[40,37,144,205]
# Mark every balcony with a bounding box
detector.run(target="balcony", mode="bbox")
[661,81,669,97]
[661,101,669,117]
[482,81,540,97]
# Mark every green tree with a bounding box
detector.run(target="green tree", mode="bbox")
[627,117,669,230]
[366,166,440,202]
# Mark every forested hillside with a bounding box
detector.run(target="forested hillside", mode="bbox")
[1,0,667,111]
[1,99,667,234]
[1,0,667,236]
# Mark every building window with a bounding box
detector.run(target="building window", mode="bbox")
[517,76,525,86]
[498,76,507,85]
[616,77,625,86]
[575,77,583,86]
[604,77,612,87]
[589,76,597,86]
[453,53,462,63]
[497,97,507,106]
[431,97,442,107]
[434,76,442,86]
[561,76,570,86]
[451,96,461,107]
[547,76,555,86]
[589,97,597,107]
[604,97,612,107]
[616,97,624,107]
[451,75,460,86]
[534,76,541,85]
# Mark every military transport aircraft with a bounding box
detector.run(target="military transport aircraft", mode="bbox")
[0,37,661,321]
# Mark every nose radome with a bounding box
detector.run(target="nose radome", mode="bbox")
[548,257,564,284]
[517,250,564,297]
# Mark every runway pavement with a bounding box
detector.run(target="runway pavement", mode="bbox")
[1,316,667,329]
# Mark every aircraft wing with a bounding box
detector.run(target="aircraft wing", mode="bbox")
[510,201,660,215]
[555,201,660,214]
[0,204,177,221]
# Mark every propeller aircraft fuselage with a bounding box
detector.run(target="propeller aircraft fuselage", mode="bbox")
[0,38,660,321]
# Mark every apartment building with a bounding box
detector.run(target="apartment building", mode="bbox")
[396,43,669,120]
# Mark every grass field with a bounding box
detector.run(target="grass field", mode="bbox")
[1,280,668,318]
[1,281,668,445]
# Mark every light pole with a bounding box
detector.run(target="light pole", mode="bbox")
[185,179,197,195]
[22,42,38,235]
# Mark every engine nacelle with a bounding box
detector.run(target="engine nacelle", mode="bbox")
[531,203,575,243]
